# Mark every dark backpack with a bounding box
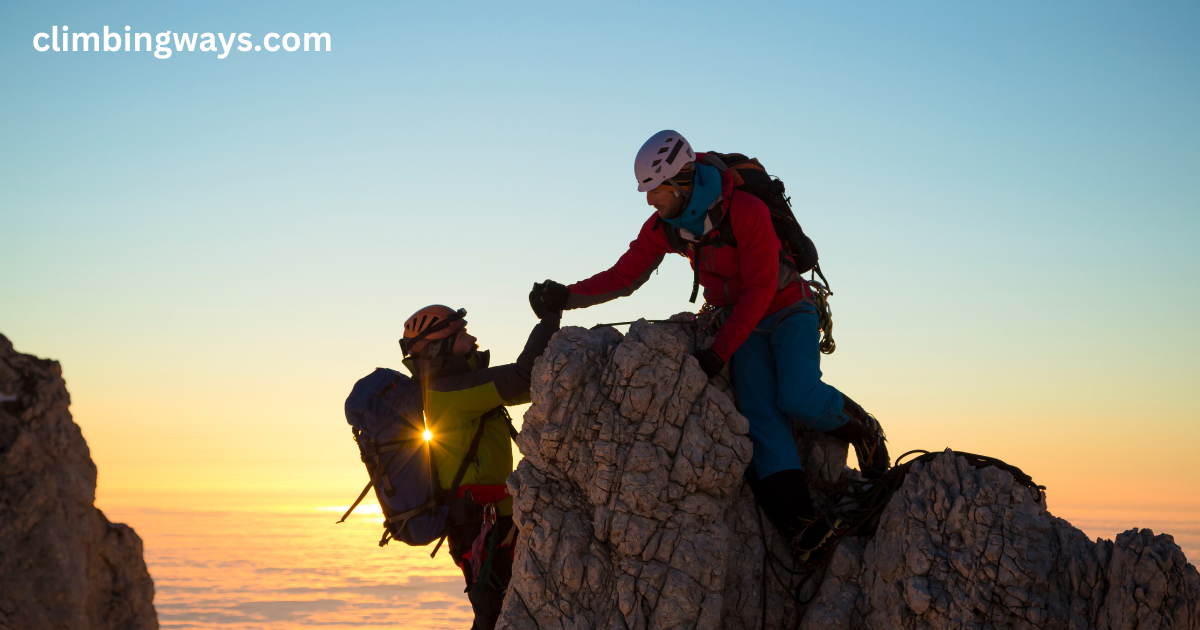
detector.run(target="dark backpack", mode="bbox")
[339,367,514,553]
[658,152,826,302]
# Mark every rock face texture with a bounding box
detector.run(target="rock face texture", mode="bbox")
[0,334,158,630]
[798,456,1200,630]
[503,320,753,630]
[500,319,1200,630]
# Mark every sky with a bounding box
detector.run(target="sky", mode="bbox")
[2,0,1198,528]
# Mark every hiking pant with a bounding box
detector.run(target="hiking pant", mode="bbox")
[732,300,848,478]
[460,516,515,630]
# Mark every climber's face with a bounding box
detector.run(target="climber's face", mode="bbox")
[451,328,478,356]
[647,184,686,219]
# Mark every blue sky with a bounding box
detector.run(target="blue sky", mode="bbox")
[1,1,1197,509]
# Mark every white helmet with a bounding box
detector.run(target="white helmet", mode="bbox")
[634,130,695,192]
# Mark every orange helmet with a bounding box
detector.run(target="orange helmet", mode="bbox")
[400,305,466,356]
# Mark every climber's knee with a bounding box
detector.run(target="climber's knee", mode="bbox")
[777,384,844,432]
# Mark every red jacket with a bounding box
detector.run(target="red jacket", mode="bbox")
[567,168,811,361]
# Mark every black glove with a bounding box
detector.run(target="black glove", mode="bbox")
[693,348,725,378]
[529,280,570,320]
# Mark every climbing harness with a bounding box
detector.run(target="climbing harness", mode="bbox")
[753,449,1045,630]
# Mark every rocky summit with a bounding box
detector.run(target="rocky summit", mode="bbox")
[499,318,1200,630]
[0,334,158,630]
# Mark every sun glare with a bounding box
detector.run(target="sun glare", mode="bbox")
[423,429,433,442]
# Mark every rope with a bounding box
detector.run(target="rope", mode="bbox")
[591,318,699,354]
[755,449,1045,629]
[824,450,1044,540]
[589,319,692,330]
[753,501,832,630]
[806,279,835,355]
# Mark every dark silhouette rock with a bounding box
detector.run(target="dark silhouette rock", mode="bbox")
[0,334,158,630]
[499,318,1200,630]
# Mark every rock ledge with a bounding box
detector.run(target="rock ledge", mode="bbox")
[500,320,1200,630]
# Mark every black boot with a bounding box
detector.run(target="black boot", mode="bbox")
[827,395,890,479]
[792,515,847,563]
[747,468,815,534]
[747,467,845,563]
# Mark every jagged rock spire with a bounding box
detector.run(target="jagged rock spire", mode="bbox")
[0,334,158,630]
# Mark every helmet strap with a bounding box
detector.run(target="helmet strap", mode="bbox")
[438,332,459,357]
[668,166,695,203]
[667,180,691,206]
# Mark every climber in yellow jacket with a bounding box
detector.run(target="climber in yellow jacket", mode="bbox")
[400,304,560,630]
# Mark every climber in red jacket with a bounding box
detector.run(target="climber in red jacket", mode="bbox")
[528,130,891,562]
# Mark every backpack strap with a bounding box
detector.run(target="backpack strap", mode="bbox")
[445,406,506,501]
[427,406,514,558]
[375,371,406,399]
[655,214,737,303]
[337,479,377,524]
[386,501,439,529]
[336,435,421,524]
[654,216,687,252]
[682,214,737,304]
[338,370,419,523]
[506,410,519,441]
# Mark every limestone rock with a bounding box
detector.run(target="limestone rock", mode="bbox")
[500,319,1200,630]
[0,334,158,630]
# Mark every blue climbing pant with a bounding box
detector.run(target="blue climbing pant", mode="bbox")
[732,301,847,478]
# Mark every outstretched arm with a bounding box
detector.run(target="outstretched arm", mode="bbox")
[563,213,674,309]
[426,316,561,412]
[511,315,561,388]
